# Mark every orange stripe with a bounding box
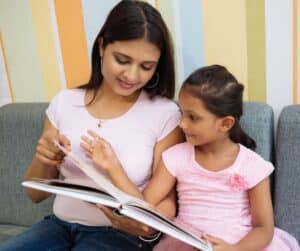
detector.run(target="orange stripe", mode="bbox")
[293,0,298,104]
[0,32,14,102]
[54,0,90,88]
[155,0,159,9]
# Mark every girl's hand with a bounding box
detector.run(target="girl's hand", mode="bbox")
[36,132,70,167]
[200,234,237,251]
[80,130,121,172]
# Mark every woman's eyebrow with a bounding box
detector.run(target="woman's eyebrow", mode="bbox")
[113,52,158,64]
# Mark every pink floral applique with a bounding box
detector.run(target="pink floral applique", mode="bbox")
[229,173,249,191]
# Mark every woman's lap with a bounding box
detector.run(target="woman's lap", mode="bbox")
[0,215,154,251]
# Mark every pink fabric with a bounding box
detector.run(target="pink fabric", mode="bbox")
[154,143,299,251]
[46,89,180,226]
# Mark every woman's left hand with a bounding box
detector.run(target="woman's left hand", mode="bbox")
[196,234,237,251]
[80,130,121,172]
[99,205,157,236]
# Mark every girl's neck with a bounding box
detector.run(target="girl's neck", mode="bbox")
[194,138,239,172]
[195,137,236,155]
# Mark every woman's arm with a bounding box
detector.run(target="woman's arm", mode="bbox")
[204,177,274,251]
[24,117,70,203]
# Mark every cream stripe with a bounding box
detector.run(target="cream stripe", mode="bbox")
[30,0,62,101]
[293,0,298,104]
[0,32,13,105]
[48,0,66,89]
[202,0,249,100]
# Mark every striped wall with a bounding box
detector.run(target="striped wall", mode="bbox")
[0,0,298,118]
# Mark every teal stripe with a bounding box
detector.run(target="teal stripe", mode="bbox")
[81,0,119,63]
[179,0,204,79]
[0,0,45,102]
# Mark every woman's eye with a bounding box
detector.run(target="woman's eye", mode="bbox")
[115,57,129,65]
[141,65,152,71]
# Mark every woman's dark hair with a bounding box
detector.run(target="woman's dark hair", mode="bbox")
[79,0,175,100]
[181,65,256,150]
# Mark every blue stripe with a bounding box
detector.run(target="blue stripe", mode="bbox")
[81,0,120,63]
[179,0,205,79]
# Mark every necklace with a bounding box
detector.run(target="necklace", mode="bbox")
[97,119,107,128]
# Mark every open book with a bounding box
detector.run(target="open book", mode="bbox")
[22,142,212,251]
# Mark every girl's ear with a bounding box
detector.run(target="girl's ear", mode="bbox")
[98,37,104,57]
[219,116,235,132]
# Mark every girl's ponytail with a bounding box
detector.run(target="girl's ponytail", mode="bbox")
[230,122,256,150]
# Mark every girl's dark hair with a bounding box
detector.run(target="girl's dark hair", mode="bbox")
[182,65,256,150]
[79,0,175,100]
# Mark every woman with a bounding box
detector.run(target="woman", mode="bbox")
[0,1,183,251]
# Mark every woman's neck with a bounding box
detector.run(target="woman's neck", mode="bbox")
[85,84,141,120]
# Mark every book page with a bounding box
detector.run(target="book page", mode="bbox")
[54,141,149,207]
[122,204,211,251]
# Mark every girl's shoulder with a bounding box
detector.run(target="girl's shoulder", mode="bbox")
[236,145,274,189]
[163,142,192,162]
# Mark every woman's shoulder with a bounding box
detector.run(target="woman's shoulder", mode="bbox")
[139,91,179,112]
[51,88,85,105]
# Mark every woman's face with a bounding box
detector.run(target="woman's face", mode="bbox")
[100,38,161,96]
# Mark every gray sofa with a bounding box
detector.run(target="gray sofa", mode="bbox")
[0,102,299,244]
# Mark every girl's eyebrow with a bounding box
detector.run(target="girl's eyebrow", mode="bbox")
[113,52,158,64]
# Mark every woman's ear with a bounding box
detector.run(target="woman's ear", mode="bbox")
[219,116,235,132]
[98,37,104,57]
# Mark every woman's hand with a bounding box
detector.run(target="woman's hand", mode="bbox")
[196,234,237,251]
[99,205,157,236]
[80,130,121,172]
[36,131,70,168]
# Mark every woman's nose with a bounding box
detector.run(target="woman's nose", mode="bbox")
[123,65,139,83]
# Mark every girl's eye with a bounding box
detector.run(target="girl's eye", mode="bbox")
[189,114,198,121]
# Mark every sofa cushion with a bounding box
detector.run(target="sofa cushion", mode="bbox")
[241,102,274,162]
[0,224,28,243]
[274,105,300,242]
[0,103,53,227]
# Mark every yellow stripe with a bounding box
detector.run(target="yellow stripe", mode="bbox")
[30,0,62,101]
[54,0,90,88]
[202,0,249,100]
[246,0,266,102]
[0,32,14,102]
[293,0,298,104]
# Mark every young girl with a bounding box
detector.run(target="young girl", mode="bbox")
[81,65,299,251]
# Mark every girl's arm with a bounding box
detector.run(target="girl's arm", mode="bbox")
[81,127,182,206]
[234,177,274,250]
[205,177,274,251]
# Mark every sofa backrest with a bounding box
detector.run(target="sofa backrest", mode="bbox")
[274,105,300,242]
[0,102,275,227]
[0,103,52,226]
[240,102,274,162]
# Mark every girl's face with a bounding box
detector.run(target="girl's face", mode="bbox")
[178,89,225,146]
[100,38,160,96]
